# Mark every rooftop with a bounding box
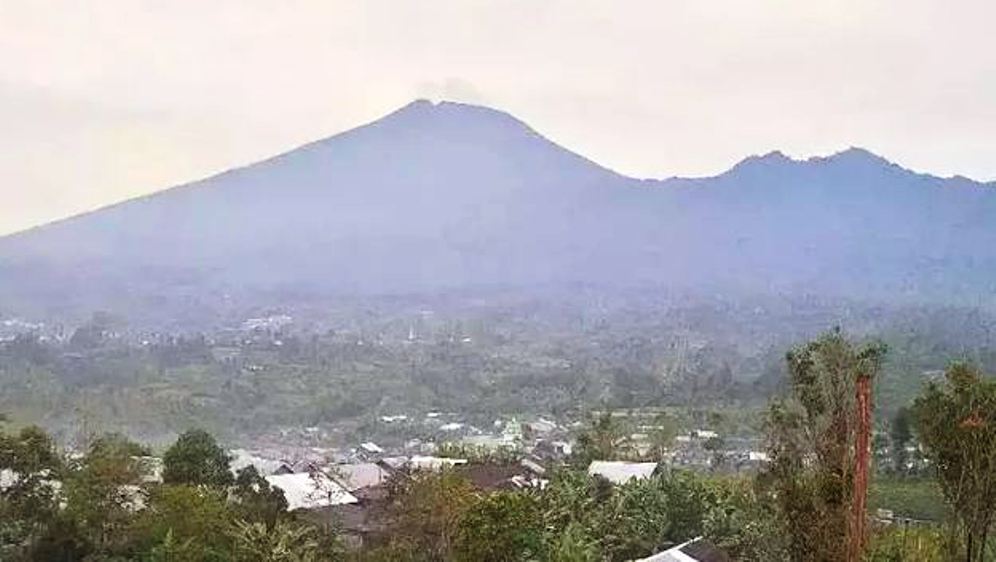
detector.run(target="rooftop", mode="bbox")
[587,461,658,485]
[265,472,357,510]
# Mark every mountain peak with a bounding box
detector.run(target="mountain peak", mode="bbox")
[3,97,996,317]
[382,98,531,129]
[725,150,795,175]
[717,147,913,182]
[816,147,895,168]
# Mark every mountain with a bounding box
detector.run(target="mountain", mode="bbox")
[1,99,994,322]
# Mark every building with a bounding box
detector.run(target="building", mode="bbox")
[265,472,358,511]
[331,463,391,492]
[587,461,658,485]
[634,538,730,562]
[229,449,290,476]
[407,455,468,471]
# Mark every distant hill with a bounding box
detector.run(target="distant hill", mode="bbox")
[1,99,994,322]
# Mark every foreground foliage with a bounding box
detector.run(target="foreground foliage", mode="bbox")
[913,363,996,562]
[764,330,886,561]
[5,331,996,561]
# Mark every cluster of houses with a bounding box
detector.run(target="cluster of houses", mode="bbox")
[1,417,750,561]
[221,447,549,547]
[219,444,739,559]
[215,412,768,554]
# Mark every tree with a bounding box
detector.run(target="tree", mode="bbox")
[231,519,340,562]
[572,412,633,466]
[913,363,996,562]
[890,407,913,475]
[703,478,788,561]
[63,433,147,557]
[130,484,235,561]
[545,522,600,562]
[763,329,885,562]
[648,412,680,460]
[162,429,233,488]
[0,424,65,560]
[231,465,289,529]
[866,526,948,562]
[453,490,543,562]
[382,470,476,560]
[535,468,730,561]
[594,470,718,559]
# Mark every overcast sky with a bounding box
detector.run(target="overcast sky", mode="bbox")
[1,0,993,235]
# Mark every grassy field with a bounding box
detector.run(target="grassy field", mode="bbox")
[870,477,949,522]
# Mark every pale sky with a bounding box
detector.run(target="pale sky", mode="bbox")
[1,0,994,235]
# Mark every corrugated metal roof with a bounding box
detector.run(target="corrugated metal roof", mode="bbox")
[266,472,357,510]
[586,461,657,484]
[331,463,390,491]
[408,455,467,471]
[634,538,730,562]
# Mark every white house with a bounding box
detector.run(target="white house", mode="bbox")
[265,472,358,511]
[586,461,658,485]
[330,463,391,492]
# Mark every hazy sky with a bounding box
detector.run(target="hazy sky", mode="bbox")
[1,0,994,235]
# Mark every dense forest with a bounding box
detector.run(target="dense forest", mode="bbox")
[2,292,995,445]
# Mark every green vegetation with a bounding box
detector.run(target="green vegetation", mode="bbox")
[6,319,996,560]
[3,296,995,445]
[366,466,784,561]
[0,418,341,562]
[162,428,235,488]
[913,363,996,561]
[571,412,635,467]
[764,330,886,560]
[870,478,948,522]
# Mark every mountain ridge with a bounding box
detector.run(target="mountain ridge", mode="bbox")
[1,99,994,323]
[4,100,992,241]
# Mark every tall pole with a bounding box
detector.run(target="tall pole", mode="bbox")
[849,372,872,562]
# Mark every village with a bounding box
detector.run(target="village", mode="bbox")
[127,409,765,549]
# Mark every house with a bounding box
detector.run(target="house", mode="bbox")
[331,463,391,492]
[288,459,324,474]
[377,456,410,471]
[526,418,558,436]
[455,463,531,491]
[407,455,468,471]
[360,442,384,454]
[587,461,658,485]
[359,442,384,456]
[229,449,290,476]
[634,538,730,562]
[531,439,573,461]
[265,472,358,511]
[461,434,517,452]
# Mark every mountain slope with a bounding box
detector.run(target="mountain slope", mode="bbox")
[656,148,996,297]
[1,100,994,321]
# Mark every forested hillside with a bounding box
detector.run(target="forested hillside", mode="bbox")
[3,292,993,444]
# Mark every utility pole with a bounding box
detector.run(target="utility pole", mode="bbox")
[849,372,872,562]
